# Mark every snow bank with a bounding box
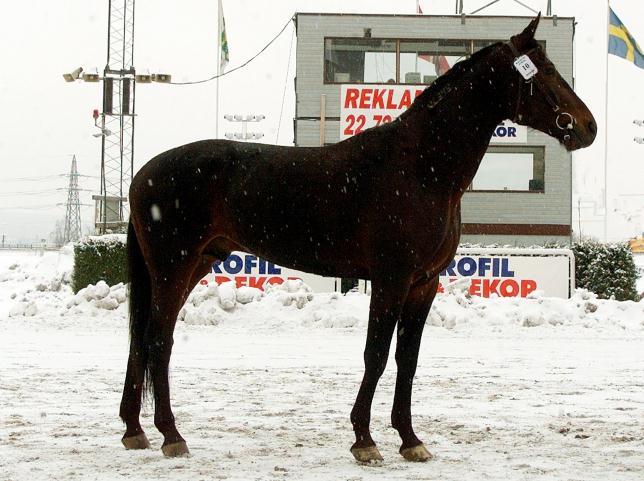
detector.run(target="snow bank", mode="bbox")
[1,247,643,335]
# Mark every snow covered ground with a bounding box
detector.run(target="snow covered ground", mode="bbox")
[1,248,644,481]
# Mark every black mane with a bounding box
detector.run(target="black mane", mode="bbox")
[406,41,504,114]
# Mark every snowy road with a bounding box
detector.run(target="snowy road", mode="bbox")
[2,320,644,481]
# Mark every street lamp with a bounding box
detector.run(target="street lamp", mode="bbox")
[63,67,84,82]
[224,114,265,142]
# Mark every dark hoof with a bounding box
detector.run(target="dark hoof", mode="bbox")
[400,443,433,462]
[350,444,383,464]
[161,440,190,457]
[122,433,151,450]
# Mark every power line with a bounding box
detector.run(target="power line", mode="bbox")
[276,24,295,144]
[170,15,295,85]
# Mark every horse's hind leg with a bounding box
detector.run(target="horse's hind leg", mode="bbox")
[350,275,410,463]
[147,256,204,457]
[120,352,150,449]
[391,276,439,462]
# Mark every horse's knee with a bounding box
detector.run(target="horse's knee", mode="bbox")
[364,350,389,379]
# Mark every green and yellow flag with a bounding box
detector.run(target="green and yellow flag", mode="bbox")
[609,7,644,69]
[218,0,229,73]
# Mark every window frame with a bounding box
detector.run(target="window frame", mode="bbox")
[323,37,545,85]
[468,145,546,194]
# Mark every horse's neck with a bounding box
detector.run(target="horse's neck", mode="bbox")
[399,50,516,195]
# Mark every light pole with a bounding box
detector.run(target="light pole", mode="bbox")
[635,119,644,144]
[224,114,265,141]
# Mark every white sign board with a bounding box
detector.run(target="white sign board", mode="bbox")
[204,249,573,299]
[438,248,574,298]
[200,251,337,293]
[339,84,526,144]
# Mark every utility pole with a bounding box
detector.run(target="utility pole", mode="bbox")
[63,155,83,243]
[64,0,171,235]
[95,0,136,234]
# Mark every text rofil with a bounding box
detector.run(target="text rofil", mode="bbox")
[213,254,282,275]
[441,257,515,277]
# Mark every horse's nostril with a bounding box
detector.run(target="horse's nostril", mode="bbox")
[587,120,597,136]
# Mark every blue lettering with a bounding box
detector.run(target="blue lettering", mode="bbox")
[496,126,507,137]
[244,255,257,274]
[258,258,267,275]
[492,258,499,277]
[224,254,243,274]
[267,262,281,274]
[478,257,491,276]
[458,257,477,276]
[501,258,515,277]
[508,126,517,137]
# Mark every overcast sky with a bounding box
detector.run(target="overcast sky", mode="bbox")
[0,0,642,243]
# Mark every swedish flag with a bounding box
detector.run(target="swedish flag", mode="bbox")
[609,8,644,69]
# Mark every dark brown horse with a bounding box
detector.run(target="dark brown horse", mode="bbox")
[119,15,596,463]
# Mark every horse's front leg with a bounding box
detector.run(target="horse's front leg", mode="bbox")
[391,275,439,462]
[350,275,411,463]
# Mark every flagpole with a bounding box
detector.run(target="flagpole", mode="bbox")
[603,0,610,242]
[216,1,221,139]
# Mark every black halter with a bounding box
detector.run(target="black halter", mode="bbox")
[506,41,576,138]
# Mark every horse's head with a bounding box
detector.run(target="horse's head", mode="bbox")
[507,14,596,151]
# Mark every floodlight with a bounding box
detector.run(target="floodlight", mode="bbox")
[63,67,83,82]
[151,73,171,83]
[82,68,100,82]
[135,70,152,83]
[224,133,235,139]
[634,120,644,127]
[224,114,234,121]
[634,137,644,144]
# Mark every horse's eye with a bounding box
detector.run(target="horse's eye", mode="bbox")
[545,66,556,76]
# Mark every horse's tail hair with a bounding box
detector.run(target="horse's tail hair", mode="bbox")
[127,220,153,400]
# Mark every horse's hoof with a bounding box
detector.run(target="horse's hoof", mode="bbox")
[351,445,384,464]
[161,441,190,457]
[400,443,433,462]
[122,433,151,450]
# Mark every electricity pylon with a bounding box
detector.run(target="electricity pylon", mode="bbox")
[63,155,82,243]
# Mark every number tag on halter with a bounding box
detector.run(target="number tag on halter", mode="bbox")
[513,55,538,80]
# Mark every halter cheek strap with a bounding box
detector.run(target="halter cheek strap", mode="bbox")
[506,41,576,136]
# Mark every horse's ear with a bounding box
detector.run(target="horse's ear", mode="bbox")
[511,12,541,50]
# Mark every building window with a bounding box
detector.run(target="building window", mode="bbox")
[324,38,545,85]
[324,38,397,84]
[399,39,468,84]
[470,146,545,192]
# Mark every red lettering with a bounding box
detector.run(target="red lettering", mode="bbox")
[386,89,397,109]
[344,88,359,108]
[521,279,537,297]
[199,279,208,285]
[500,279,519,297]
[266,277,284,286]
[469,279,481,296]
[372,89,385,109]
[359,89,373,109]
[398,90,412,109]
[235,277,248,288]
[248,277,266,289]
[215,275,232,284]
[437,282,445,293]
[414,89,424,98]
[482,279,500,297]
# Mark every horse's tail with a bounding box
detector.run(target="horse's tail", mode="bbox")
[127,220,152,399]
